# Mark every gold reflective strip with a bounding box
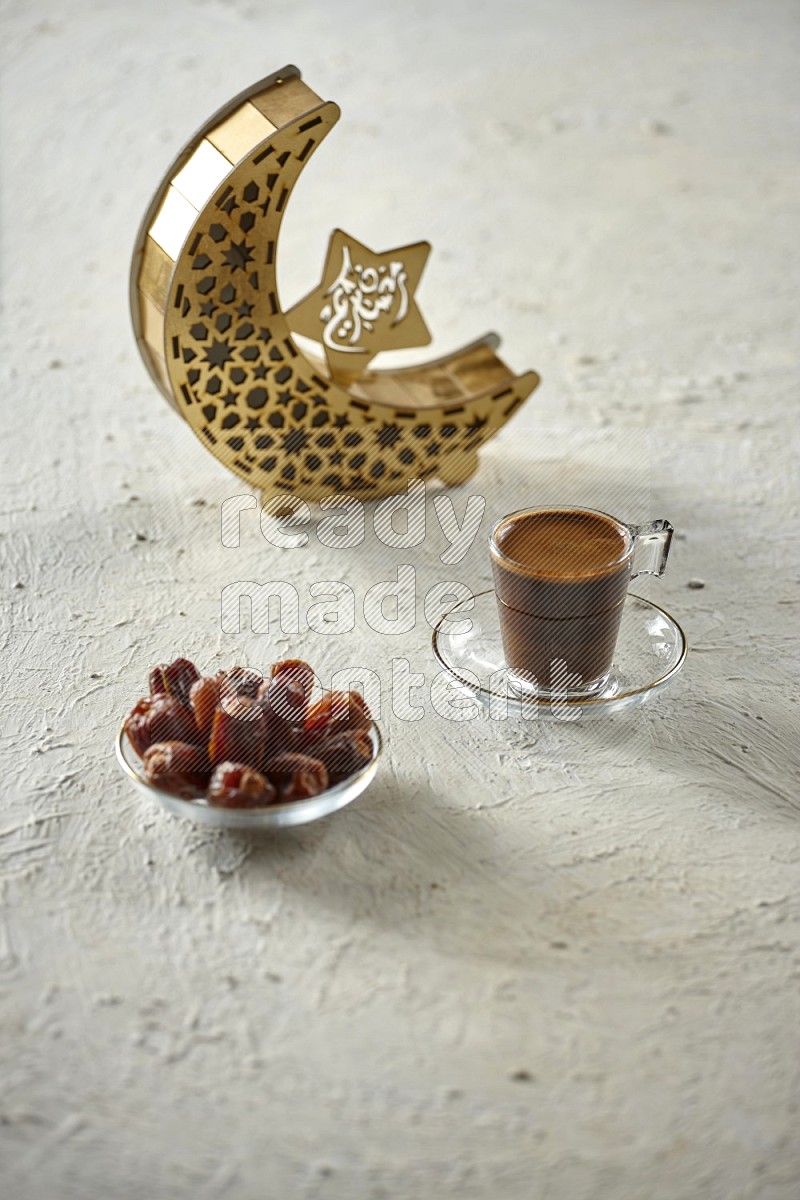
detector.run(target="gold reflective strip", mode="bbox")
[172,139,231,210]
[207,101,277,164]
[139,236,173,309]
[149,185,197,260]
[139,291,165,351]
[250,76,322,127]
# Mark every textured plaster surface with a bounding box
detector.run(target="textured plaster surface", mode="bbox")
[1,1,799,1197]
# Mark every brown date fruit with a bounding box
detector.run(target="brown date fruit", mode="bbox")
[258,659,314,720]
[125,697,154,756]
[189,675,220,742]
[302,690,371,747]
[207,762,276,809]
[164,657,201,706]
[265,752,329,802]
[125,694,198,757]
[209,697,267,769]
[272,662,316,700]
[143,741,210,797]
[311,729,373,784]
[148,665,168,696]
[149,658,200,707]
[219,665,263,700]
[258,659,315,759]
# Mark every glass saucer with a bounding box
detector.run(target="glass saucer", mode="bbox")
[432,591,687,720]
[115,722,382,830]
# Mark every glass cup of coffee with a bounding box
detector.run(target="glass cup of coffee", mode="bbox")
[489,506,673,698]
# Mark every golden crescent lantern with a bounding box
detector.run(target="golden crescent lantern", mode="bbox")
[130,67,540,501]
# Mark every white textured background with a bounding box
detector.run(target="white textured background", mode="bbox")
[2,1,799,1197]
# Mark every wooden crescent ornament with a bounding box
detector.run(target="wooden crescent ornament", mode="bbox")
[130,67,540,501]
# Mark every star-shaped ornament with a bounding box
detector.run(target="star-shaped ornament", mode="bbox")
[287,229,431,382]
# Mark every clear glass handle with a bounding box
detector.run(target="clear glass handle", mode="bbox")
[628,519,673,578]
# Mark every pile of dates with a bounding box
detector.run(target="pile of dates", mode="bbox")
[124,657,373,808]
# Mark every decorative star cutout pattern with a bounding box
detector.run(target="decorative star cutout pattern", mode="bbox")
[286,229,431,382]
[204,339,234,369]
[223,239,254,273]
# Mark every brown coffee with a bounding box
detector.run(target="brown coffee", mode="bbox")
[490,508,632,693]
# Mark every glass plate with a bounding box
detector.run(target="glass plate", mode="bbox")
[432,590,687,720]
[115,722,382,829]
